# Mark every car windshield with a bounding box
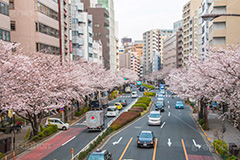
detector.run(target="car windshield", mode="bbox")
[132,92,136,95]
[107,108,115,111]
[156,103,163,106]
[177,101,182,104]
[120,100,126,103]
[150,113,160,118]
[87,154,104,160]
[140,132,152,139]
[115,103,120,106]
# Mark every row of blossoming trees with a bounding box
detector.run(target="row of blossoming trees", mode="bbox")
[0,41,138,135]
[149,46,240,129]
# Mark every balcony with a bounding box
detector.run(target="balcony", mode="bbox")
[77,14,84,22]
[89,47,93,54]
[76,3,84,11]
[88,37,93,43]
[88,26,92,34]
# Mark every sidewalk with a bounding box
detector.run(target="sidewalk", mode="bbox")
[193,110,240,158]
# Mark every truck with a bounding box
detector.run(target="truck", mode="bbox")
[86,110,105,131]
[89,97,108,110]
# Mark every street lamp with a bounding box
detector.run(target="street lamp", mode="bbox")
[12,111,15,151]
[202,13,240,21]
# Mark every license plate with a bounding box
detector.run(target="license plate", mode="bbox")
[143,143,147,146]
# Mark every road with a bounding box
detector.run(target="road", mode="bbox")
[17,86,143,160]
[102,89,215,160]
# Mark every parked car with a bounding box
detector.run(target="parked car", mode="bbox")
[155,101,165,112]
[45,118,69,130]
[119,99,127,106]
[131,91,138,98]
[137,131,155,148]
[114,102,123,110]
[148,111,162,126]
[106,106,119,117]
[175,101,184,109]
[87,149,112,160]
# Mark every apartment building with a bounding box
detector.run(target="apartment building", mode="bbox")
[132,41,143,57]
[0,0,10,42]
[176,28,183,68]
[92,40,103,66]
[182,0,202,65]
[163,34,177,69]
[115,21,119,72]
[152,52,161,73]
[208,0,240,49]
[10,0,60,55]
[119,51,140,76]
[143,29,173,76]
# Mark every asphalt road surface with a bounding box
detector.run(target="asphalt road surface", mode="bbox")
[102,89,215,160]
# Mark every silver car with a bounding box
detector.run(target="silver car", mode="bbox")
[148,111,162,126]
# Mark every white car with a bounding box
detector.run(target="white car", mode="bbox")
[148,111,162,126]
[157,97,164,101]
[131,91,138,98]
[45,118,69,130]
[106,106,119,117]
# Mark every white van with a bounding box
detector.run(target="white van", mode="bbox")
[148,111,162,126]
[106,106,119,117]
[45,118,69,130]
[131,91,138,98]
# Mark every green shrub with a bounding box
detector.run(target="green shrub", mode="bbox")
[0,152,4,159]
[144,92,156,96]
[32,135,39,142]
[213,140,229,158]
[139,97,151,102]
[38,132,45,140]
[226,155,238,160]
[142,83,154,89]
[193,108,197,113]
[132,107,144,112]
[24,128,31,142]
[43,127,53,136]
[51,125,58,132]
[202,123,206,130]
[132,103,147,110]
[135,100,149,106]
[40,124,44,132]
[198,119,203,125]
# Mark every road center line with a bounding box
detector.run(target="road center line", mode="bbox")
[161,122,166,128]
[119,137,133,160]
[61,136,76,146]
[152,138,158,160]
[168,112,171,116]
[181,139,189,160]
[168,105,170,109]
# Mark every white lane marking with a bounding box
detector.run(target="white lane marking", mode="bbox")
[62,136,76,146]
[167,138,172,147]
[192,139,201,149]
[168,105,170,109]
[168,101,169,103]
[161,122,166,128]
[134,126,141,129]
[168,112,171,117]
[113,137,122,145]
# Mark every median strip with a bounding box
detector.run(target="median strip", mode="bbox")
[119,137,133,160]
[181,139,189,160]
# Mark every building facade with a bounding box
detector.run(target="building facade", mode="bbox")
[92,40,103,65]
[163,33,177,69]
[176,28,183,68]
[152,52,161,73]
[0,0,10,42]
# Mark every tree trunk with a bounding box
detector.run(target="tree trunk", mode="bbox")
[198,99,204,119]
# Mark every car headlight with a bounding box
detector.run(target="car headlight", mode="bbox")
[137,141,140,144]
[150,141,154,144]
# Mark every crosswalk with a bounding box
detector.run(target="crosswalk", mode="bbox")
[119,95,141,98]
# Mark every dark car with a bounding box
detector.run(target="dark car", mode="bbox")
[87,149,112,160]
[155,101,165,112]
[119,99,127,106]
[137,131,155,148]
[139,85,145,92]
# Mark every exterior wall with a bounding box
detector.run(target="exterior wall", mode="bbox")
[119,52,130,69]
[132,43,143,57]
[163,33,177,69]
[152,52,160,73]
[10,0,59,54]
[176,28,183,68]
[88,7,110,69]
[208,0,240,49]
[92,40,103,66]
[0,0,10,41]
[173,20,183,31]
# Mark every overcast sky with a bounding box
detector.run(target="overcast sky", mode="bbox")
[114,0,189,42]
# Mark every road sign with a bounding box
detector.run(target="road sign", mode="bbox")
[160,84,165,90]
[60,107,64,111]
[213,102,217,107]
[136,81,142,85]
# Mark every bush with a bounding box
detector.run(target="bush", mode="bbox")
[135,100,149,106]
[24,128,31,142]
[193,108,197,113]
[132,107,144,112]
[0,152,4,159]
[144,92,156,96]
[198,119,203,125]
[51,125,58,132]
[111,112,140,131]
[132,103,147,110]
[142,83,154,89]
[202,123,206,130]
[129,108,142,113]
[31,125,58,142]
[75,111,83,117]
[139,97,151,102]
[40,124,44,132]
[213,140,229,158]
[38,132,45,140]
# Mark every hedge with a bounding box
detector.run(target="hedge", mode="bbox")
[135,100,150,106]
[213,140,238,160]
[142,83,155,89]
[131,107,144,112]
[31,124,58,142]
[144,92,156,96]
[132,103,147,110]
[139,97,151,102]
[110,112,140,131]
[0,152,3,159]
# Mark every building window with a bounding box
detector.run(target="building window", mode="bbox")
[214,6,226,14]
[213,37,226,45]
[0,29,10,41]
[38,22,59,38]
[94,24,100,28]
[37,2,58,20]
[213,22,226,30]
[9,0,14,9]
[0,2,9,16]
[36,43,59,55]
[11,21,16,31]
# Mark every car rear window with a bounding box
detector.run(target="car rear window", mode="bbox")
[140,132,152,138]
[150,113,160,118]
[107,108,115,111]
[87,154,104,160]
